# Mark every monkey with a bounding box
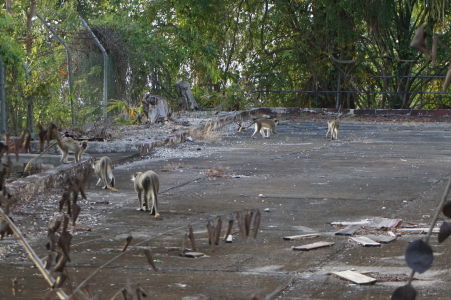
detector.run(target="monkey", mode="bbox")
[92,156,117,192]
[0,142,8,162]
[238,118,279,138]
[132,170,160,218]
[444,64,451,91]
[410,24,430,58]
[51,127,87,163]
[58,139,87,163]
[326,119,340,140]
[37,123,50,152]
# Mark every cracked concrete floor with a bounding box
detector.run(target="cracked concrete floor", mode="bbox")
[1,119,451,299]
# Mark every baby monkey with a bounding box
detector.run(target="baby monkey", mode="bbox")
[132,170,160,218]
[238,118,279,138]
[326,119,340,140]
[92,156,117,192]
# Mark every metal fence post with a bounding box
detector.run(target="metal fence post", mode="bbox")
[0,56,6,134]
[80,17,108,121]
[36,13,75,126]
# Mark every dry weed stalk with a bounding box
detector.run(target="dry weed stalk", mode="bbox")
[161,162,184,172]
[205,166,228,178]
[189,122,221,142]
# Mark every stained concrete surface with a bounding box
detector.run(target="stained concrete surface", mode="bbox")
[1,118,451,299]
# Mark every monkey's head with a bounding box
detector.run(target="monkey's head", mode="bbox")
[81,142,88,150]
[131,172,142,182]
[274,119,279,125]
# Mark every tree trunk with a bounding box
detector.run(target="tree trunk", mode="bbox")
[25,0,36,133]
[176,81,199,111]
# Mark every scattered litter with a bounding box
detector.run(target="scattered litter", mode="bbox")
[332,270,377,285]
[331,220,370,226]
[186,136,193,142]
[183,252,205,258]
[258,194,264,198]
[264,208,271,212]
[367,217,402,229]
[90,201,110,205]
[283,233,319,240]
[397,227,440,234]
[225,235,233,243]
[364,272,410,282]
[166,247,182,251]
[331,217,402,229]
[292,241,334,251]
[364,234,397,244]
[335,225,361,236]
[350,236,381,247]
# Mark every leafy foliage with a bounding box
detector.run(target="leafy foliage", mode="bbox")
[0,0,450,132]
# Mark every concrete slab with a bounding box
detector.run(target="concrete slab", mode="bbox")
[2,117,451,299]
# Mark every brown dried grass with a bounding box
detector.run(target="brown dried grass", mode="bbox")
[161,162,185,172]
[205,166,228,178]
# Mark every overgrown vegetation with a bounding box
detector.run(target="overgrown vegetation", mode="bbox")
[0,0,449,133]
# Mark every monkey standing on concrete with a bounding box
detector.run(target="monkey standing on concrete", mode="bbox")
[132,170,160,218]
[92,156,117,192]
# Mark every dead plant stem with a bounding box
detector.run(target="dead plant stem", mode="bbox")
[407,177,451,285]
[0,207,70,300]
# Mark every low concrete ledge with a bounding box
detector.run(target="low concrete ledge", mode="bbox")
[5,158,94,206]
[8,107,451,206]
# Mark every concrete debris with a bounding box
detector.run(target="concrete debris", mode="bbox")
[397,227,440,234]
[331,220,370,226]
[283,233,320,240]
[331,217,402,229]
[350,236,381,247]
[367,217,402,229]
[292,241,334,251]
[332,270,377,285]
[364,234,397,244]
[183,252,205,258]
[334,225,361,236]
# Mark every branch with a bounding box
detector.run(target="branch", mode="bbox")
[407,177,451,285]
[0,207,69,300]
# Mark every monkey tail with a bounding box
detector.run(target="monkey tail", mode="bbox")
[100,158,118,192]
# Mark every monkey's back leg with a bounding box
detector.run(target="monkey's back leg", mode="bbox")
[251,123,260,138]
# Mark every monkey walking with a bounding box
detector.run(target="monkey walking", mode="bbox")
[132,170,160,218]
[50,126,87,163]
[326,119,340,140]
[238,118,279,138]
[92,156,117,192]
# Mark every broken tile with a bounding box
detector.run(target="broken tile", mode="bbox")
[183,252,205,258]
[364,234,396,244]
[350,236,381,247]
[292,241,334,251]
[331,219,370,226]
[283,233,319,240]
[332,270,377,285]
[398,227,440,234]
[334,225,361,236]
[367,217,402,229]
